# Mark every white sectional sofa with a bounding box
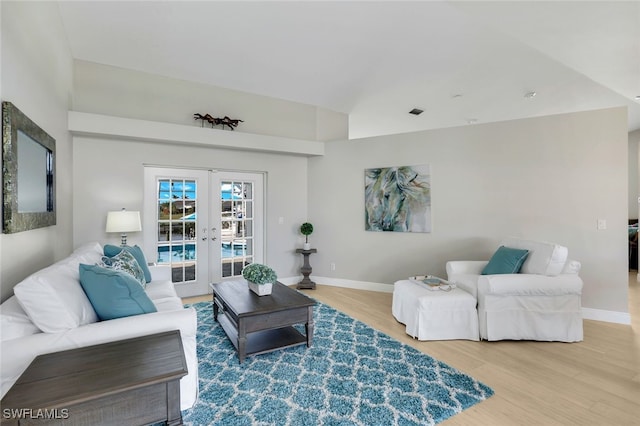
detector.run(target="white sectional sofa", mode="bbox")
[0,242,198,410]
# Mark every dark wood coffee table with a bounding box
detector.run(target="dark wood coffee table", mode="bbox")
[211,280,315,363]
[0,331,187,426]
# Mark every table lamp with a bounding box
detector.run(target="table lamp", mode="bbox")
[105,208,141,246]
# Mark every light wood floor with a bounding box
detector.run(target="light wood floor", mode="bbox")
[185,275,639,425]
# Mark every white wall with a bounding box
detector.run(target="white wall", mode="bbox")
[630,129,640,219]
[70,61,335,285]
[73,60,347,142]
[0,1,74,301]
[309,107,629,315]
[73,137,308,280]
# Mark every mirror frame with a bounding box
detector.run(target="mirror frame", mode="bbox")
[2,101,56,233]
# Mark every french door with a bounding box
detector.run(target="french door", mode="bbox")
[144,167,264,297]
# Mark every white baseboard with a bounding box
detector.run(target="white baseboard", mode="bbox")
[279,276,394,293]
[312,277,394,293]
[277,276,303,286]
[582,307,631,325]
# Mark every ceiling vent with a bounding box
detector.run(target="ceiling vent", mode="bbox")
[409,108,424,115]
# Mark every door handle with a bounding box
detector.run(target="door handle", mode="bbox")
[201,228,208,241]
[211,227,217,241]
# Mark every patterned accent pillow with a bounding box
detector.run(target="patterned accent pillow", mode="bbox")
[103,245,152,283]
[99,250,146,288]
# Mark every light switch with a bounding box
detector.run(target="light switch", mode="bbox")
[278,217,284,225]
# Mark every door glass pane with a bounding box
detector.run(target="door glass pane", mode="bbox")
[220,179,252,278]
[222,260,231,278]
[244,220,253,237]
[243,183,253,199]
[155,178,198,283]
[185,221,196,241]
[233,260,244,276]
[158,200,170,220]
[171,223,184,241]
[158,223,170,241]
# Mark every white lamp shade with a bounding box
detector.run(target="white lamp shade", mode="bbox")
[105,210,141,233]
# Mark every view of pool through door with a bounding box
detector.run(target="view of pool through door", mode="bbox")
[144,167,264,297]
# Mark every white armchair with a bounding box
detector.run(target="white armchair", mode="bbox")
[446,238,583,342]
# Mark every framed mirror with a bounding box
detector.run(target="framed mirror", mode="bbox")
[2,101,56,233]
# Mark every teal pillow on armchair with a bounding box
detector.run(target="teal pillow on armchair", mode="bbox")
[481,246,529,275]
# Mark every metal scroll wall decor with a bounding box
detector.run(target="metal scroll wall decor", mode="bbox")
[194,113,244,131]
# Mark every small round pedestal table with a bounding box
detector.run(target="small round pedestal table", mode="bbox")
[295,248,317,290]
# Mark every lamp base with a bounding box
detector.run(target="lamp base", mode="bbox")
[120,234,128,246]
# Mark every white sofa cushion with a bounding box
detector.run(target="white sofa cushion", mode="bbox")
[562,259,582,274]
[501,237,568,276]
[153,297,186,312]
[478,273,583,296]
[145,277,179,300]
[14,257,98,333]
[71,242,104,264]
[0,296,40,341]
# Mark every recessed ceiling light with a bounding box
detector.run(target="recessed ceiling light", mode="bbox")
[409,108,424,115]
[524,91,537,99]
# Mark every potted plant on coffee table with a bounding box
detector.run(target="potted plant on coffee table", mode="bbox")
[242,263,277,296]
[300,222,314,250]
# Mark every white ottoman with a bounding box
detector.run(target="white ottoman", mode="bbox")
[392,280,479,341]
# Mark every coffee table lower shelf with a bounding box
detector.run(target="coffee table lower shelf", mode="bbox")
[217,314,307,359]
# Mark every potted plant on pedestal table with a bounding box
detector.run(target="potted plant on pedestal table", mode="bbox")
[300,222,314,250]
[242,263,277,296]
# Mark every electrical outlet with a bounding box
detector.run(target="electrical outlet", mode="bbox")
[597,219,607,230]
[330,262,336,271]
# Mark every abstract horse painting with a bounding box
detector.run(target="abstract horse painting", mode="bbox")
[365,165,431,232]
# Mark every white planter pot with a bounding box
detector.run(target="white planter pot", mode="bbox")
[248,281,273,296]
[303,242,311,250]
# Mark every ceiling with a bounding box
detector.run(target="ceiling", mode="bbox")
[57,1,640,140]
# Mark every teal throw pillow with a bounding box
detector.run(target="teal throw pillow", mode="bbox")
[481,246,530,275]
[100,249,146,288]
[104,244,152,283]
[79,264,157,321]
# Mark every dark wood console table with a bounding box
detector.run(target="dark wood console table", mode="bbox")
[0,331,187,426]
[295,248,317,289]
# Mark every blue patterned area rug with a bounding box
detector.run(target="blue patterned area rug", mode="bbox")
[182,301,493,425]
